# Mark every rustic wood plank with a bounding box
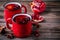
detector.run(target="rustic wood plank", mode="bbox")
[0,18,60,23]
[0,11,60,19]
[0,2,60,11]
[42,18,60,23]
[0,0,60,2]
[0,23,60,29]
[0,11,60,17]
[39,23,60,28]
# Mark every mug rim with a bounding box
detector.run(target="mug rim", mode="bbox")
[4,2,21,8]
[12,14,32,22]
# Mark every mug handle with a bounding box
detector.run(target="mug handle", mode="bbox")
[6,18,12,30]
[21,5,27,13]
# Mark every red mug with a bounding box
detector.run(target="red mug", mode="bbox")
[8,14,32,38]
[3,2,27,29]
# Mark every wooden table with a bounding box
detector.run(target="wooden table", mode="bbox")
[0,1,60,40]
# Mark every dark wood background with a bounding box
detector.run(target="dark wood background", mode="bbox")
[0,0,60,40]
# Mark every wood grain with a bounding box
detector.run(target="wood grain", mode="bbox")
[0,1,60,40]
